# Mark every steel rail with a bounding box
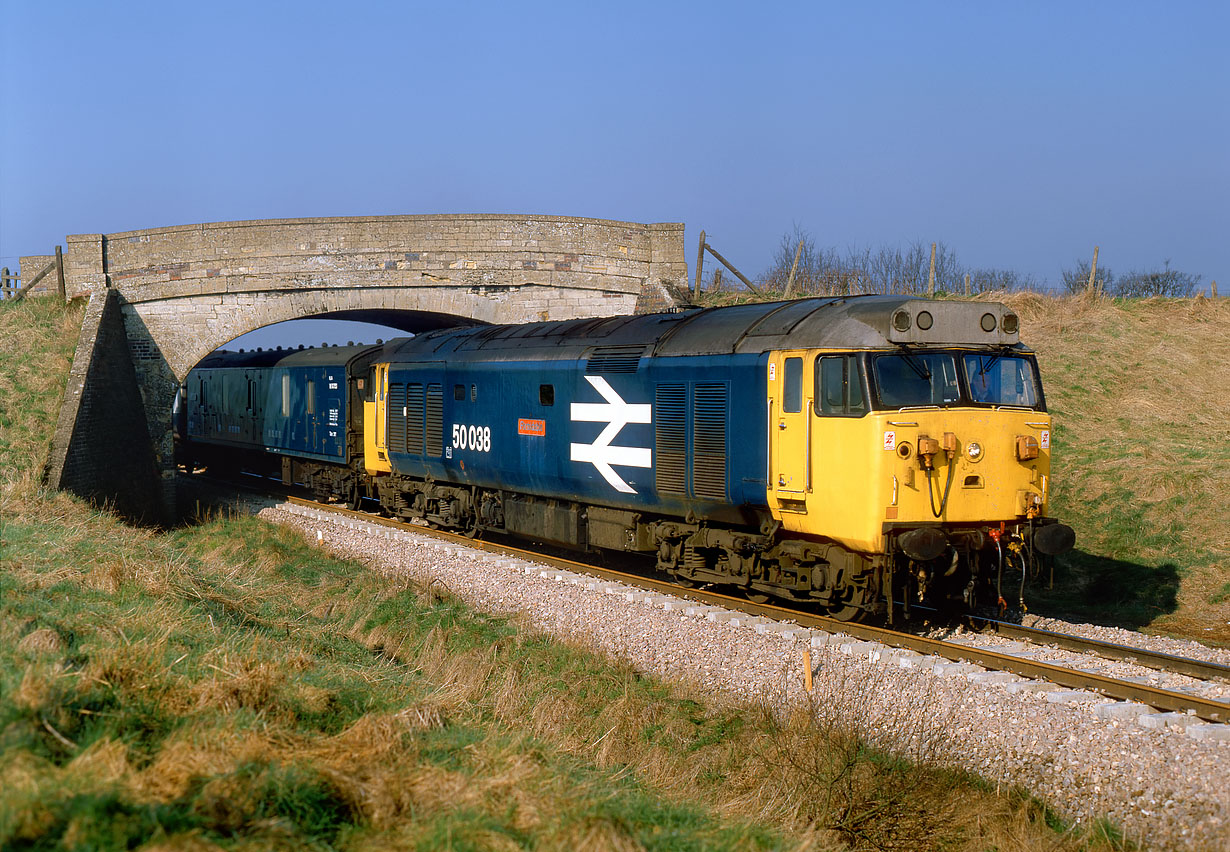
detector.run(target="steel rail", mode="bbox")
[281,494,1229,724]
[981,619,1230,684]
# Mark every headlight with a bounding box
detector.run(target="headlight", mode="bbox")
[966,441,983,462]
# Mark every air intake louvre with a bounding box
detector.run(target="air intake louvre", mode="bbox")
[387,383,407,453]
[586,345,643,374]
[425,384,443,456]
[655,384,686,496]
[407,383,424,454]
[692,383,728,500]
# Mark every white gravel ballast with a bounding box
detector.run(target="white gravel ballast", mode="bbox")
[261,503,1229,851]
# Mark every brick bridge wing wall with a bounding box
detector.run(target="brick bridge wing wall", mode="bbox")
[48,214,689,524]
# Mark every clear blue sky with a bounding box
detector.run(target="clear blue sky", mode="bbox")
[3,0,1227,301]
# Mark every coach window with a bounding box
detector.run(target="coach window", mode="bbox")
[281,373,291,418]
[783,357,803,413]
[540,384,554,406]
[816,355,867,416]
[306,380,316,415]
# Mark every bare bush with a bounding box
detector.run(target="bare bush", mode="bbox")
[757,229,1040,298]
[755,659,966,851]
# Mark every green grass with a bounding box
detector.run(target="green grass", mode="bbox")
[2,512,793,851]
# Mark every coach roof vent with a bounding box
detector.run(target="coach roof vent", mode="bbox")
[585,345,646,373]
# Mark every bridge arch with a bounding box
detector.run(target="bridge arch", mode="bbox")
[47,214,689,523]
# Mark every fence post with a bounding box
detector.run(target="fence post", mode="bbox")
[927,242,937,297]
[783,238,804,298]
[55,245,66,301]
[1,267,8,300]
[1212,280,1218,298]
[1087,246,1100,294]
[693,230,706,299]
[702,242,763,296]
[964,273,970,297]
[713,268,723,291]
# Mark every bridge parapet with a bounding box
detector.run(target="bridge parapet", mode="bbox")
[63,214,685,302]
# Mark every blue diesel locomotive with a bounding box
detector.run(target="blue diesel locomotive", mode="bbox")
[182,296,1075,620]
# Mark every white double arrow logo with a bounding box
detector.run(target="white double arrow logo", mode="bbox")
[570,375,652,493]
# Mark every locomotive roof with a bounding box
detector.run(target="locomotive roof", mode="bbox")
[380,295,1027,363]
[194,343,382,370]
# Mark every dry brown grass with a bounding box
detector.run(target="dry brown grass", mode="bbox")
[1001,293,1230,638]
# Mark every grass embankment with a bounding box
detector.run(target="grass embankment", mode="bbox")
[1004,294,1230,641]
[0,296,1128,850]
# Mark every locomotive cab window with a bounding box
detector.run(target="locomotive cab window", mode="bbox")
[815,355,867,416]
[873,352,959,408]
[539,384,554,406]
[782,357,803,413]
[872,350,1044,410]
[963,354,1040,407]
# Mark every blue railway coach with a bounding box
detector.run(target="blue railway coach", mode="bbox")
[183,344,382,503]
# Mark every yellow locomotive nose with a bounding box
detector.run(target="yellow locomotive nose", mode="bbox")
[765,344,1057,556]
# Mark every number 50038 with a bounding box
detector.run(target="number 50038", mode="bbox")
[451,424,491,452]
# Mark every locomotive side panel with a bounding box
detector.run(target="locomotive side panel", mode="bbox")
[373,352,770,525]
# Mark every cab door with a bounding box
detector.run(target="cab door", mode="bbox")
[364,363,393,474]
[768,351,812,502]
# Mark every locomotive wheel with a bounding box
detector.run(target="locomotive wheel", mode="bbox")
[826,587,868,622]
[827,601,864,622]
[744,590,771,604]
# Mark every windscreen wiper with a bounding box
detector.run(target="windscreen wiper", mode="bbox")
[976,353,1002,376]
[896,346,931,381]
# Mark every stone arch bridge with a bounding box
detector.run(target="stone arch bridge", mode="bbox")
[45,214,689,523]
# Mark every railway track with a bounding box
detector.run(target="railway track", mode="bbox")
[978,618,1230,684]
[273,492,1229,724]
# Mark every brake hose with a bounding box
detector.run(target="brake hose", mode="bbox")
[1017,549,1028,613]
[994,538,1006,614]
[926,461,956,518]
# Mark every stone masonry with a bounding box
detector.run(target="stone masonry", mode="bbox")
[46,214,689,523]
